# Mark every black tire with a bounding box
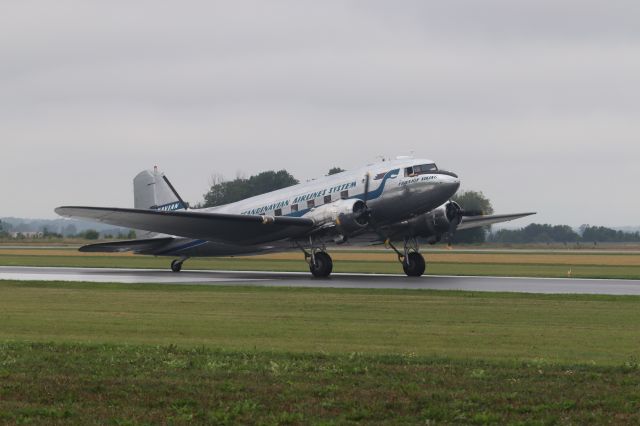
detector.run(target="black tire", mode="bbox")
[309,252,333,278]
[403,252,426,277]
[171,260,183,273]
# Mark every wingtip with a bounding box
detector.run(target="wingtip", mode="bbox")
[54,206,77,217]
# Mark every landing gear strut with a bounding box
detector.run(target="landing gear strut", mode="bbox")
[386,237,426,277]
[298,237,333,278]
[170,257,188,273]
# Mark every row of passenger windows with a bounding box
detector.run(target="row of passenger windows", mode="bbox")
[271,190,350,216]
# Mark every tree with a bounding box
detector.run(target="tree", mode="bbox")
[83,229,100,240]
[62,223,77,237]
[202,170,299,207]
[451,191,494,243]
[490,224,593,244]
[580,225,640,243]
[327,167,345,175]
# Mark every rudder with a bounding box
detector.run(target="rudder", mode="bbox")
[133,167,187,211]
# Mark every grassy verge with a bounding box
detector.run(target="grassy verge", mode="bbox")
[2,342,640,424]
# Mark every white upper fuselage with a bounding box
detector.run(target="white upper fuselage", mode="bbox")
[202,158,461,226]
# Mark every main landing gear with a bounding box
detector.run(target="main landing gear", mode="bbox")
[298,237,333,278]
[170,257,189,272]
[386,237,426,277]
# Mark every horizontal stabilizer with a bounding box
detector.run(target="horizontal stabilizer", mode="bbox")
[457,212,537,231]
[79,237,176,253]
[55,206,314,245]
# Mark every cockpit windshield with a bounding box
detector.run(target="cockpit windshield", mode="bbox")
[405,163,438,177]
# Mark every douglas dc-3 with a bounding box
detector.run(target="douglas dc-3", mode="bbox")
[56,157,534,277]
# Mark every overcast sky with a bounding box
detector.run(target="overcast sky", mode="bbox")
[2,1,639,226]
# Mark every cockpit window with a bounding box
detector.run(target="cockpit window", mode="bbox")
[405,163,438,177]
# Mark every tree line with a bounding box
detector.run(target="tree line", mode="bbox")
[0,221,136,241]
[201,167,345,208]
[490,224,640,244]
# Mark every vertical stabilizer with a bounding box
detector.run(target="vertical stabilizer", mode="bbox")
[133,167,187,211]
[133,167,187,238]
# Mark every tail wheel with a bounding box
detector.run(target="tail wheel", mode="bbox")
[310,252,333,278]
[170,259,183,273]
[403,252,426,277]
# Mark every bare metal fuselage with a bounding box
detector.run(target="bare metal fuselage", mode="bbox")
[147,158,461,258]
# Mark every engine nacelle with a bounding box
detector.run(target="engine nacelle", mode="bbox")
[398,201,462,241]
[306,198,369,237]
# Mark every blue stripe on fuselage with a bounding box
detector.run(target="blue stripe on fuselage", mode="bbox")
[285,168,399,217]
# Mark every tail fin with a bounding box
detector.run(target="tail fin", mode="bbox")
[133,167,187,239]
[133,167,188,211]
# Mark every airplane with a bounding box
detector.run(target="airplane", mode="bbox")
[55,157,535,277]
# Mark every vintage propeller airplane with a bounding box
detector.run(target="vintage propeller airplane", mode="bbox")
[56,157,534,277]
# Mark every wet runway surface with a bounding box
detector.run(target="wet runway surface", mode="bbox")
[2,266,640,295]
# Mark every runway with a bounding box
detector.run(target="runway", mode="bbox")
[2,266,640,295]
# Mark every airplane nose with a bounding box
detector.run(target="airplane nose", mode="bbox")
[442,173,461,197]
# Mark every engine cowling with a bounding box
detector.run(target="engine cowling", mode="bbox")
[398,201,463,241]
[306,198,369,237]
[393,200,485,243]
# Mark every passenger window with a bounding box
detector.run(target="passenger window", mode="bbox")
[274,208,282,216]
[290,204,298,212]
[405,167,414,177]
[340,190,349,200]
[307,199,315,209]
[324,195,332,204]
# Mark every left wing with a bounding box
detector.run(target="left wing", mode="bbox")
[55,206,314,245]
[457,212,536,231]
[78,237,176,253]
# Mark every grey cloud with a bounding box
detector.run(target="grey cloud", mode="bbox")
[1,1,639,226]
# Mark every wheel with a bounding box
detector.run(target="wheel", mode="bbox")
[403,252,425,277]
[170,259,183,273]
[309,252,333,278]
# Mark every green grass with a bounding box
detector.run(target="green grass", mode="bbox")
[3,253,640,279]
[2,281,640,365]
[2,342,640,425]
[2,281,640,423]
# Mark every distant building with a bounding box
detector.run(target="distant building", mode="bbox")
[10,231,44,239]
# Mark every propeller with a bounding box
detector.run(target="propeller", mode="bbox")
[354,172,373,226]
[445,201,484,246]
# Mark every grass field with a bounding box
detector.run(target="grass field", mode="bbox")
[2,247,640,279]
[3,247,640,423]
[3,342,640,425]
[1,281,640,423]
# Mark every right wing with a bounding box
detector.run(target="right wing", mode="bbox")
[457,212,536,231]
[55,206,314,245]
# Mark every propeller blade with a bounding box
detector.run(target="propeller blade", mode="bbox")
[362,172,371,204]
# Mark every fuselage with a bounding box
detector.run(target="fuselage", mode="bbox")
[151,158,461,257]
